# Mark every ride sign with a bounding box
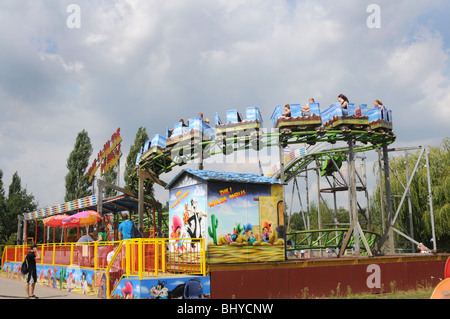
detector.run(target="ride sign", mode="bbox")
[88,128,122,182]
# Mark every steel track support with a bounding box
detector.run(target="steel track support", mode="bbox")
[338,137,372,257]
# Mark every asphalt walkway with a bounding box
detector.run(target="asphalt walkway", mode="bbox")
[0,276,100,299]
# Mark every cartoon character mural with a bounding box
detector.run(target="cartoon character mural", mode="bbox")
[110,277,210,299]
[184,198,207,248]
[168,181,207,253]
[167,169,285,264]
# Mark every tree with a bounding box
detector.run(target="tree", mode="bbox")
[65,130,93,201]
[103,166,118,198]
[124,127,149,190]
[0,169,8,242]
[1,172,37,243]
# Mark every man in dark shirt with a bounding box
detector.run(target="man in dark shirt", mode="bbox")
[25,244,40,299]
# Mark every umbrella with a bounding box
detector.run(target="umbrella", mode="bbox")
[43,214,79,228]
[62,210,101,227]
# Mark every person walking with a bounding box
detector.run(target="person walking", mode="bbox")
[25,244,40,299]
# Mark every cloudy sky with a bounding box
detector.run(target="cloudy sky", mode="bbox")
[0,0,449,212]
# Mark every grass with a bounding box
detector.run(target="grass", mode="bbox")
[339,287,434,299]
[318,284,434,299]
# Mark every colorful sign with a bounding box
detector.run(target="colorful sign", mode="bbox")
[168,170,285,264]
[24,195,97,221]
[89,128,122,182]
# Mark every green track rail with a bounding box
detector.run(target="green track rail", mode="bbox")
[129,127,394,254]
[286,228,380,253]
[130,128,395,193]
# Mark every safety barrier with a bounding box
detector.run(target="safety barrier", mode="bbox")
[2,238,206,299]
[286,229,380,254]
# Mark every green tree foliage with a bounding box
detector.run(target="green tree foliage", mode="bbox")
[103,166,118,198]
[124,126,149,190]
[0,171,37,245]
[65,130,93,202]
[370,138,450,252]
[288,201,351,231]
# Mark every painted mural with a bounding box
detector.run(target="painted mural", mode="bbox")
[206,182,285,263]
[2,262,104,297]
[2,261,211,299]
[110,276,211,299]
[168,171,285,264]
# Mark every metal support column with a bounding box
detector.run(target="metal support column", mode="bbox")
[138,169,145,232]
[279,138,287,260]
[17,214,24,245]
[348,138,359,256]
[425,146,437,251]
[383,142,395,253]
[339,138,372,257]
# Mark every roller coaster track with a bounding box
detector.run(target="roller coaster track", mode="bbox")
[129,126,395,256]
[286,228,380,253]
[130,128,395,192]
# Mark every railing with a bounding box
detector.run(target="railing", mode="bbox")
[286,229,380,254]
[2,238,206,299]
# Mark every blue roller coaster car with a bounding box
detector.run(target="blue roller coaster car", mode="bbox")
[321,103,370,131]
[368,107,393,132]
[271,103,322,130]
[166,117,215,148]
[215,106,263,135]
[136,134,167,164]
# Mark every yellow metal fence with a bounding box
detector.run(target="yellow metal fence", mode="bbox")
[2,238,206,298]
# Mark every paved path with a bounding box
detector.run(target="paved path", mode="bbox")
[0,276,100,299]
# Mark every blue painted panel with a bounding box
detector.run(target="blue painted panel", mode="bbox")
[111,276,211,299]
[288,103,302,117]
[215,112,222,125]
[246,106,263,124]
[151,134,166,149]
[360,104,368,116]
[347,103,356,116]
[226,109,243,124]
[271,104,282,127]
[321,103,343,124]
[143,140,151,152]
[368,107,382,123]
[172,121,187,136]
[188,117,202,131]
[309,102,321,116]
[187,117,215,139]
[203,121,215,140]
[135,151,141,165]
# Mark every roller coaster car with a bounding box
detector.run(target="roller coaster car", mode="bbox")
[271,103,322,133]
[321,103,369,132]
[166,117,215,148]
[136,134,168,163]
[368,107,393,134]
[214,107,263,153]
[215,107,263,135]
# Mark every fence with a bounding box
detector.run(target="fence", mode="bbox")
[2,238,206,299]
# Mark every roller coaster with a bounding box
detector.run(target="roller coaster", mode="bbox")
[129,100,395,256]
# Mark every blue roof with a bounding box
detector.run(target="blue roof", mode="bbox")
[165,168,285,189]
